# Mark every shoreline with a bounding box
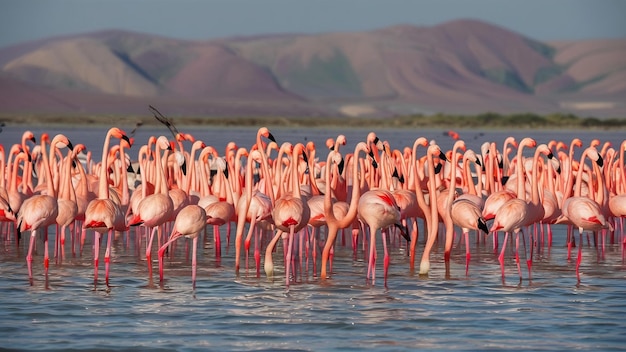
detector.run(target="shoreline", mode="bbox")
[2,112,626,130]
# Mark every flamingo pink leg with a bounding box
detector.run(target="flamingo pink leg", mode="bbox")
[146,227,158,277]
[515,232,522,282]
[254,228,261,277]
[465,231,471,276]
[382,228,389,287]
[27,231,37,280]
[498,232,509,281]
[576,231,583,282]
[93,232,100,284]
[104,229,113,286]
[191,237,198,289]
[285,225,295,288]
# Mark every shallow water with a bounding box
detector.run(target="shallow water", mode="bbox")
[1,225,625,351]
[1,125,625,350]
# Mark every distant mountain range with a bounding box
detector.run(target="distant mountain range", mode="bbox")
[1,19,624,118]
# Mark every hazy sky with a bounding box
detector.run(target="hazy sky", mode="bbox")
[1,0,625,48]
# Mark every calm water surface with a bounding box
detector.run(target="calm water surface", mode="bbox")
[1,125,625,351]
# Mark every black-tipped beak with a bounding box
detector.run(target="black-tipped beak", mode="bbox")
[434,162,443,174]
[547,152,554,159]
[372,160,378,169]
[268,132,277,143]
[122,135,131,146]
[31,137,36,144]
[127,164,134,173]
[224,164,229,179]
[67,141,74,151]
[395,223,410,243]
[181,160,187,175]
[302,151,308,164]
[438,151,447,162]
[475,158,482,167]
[337,158,345,175]
[596,155,604,168]
[478,218,489,234]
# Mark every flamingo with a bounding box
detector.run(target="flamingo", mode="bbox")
[18,134,72,281]
[128,136,174,278]
[559,147,612,282]
[158,204,207,288]
[320,142,371,279]
[419,143,447,276]
[234,128,276,274]
[266,143,311,288]
[445,142,489,276]
[358,183,409,285]
[204,164,235,258]
[489,137,536,282]
[55,146,78,261]
[83,127,129,286]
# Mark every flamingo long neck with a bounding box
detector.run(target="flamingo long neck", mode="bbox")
[617,140,626,194]
[594,157,606,207]
[413,150,431,224]
[324,151,338,224]
[184,143,198,194]
[233,149,246,200]
[243,151,256,215]
[515,143,529,201]
[427,147,440,238]
[307,147,320,196]
[9,152,23,193]
[155,142,168,195]
[487,142,498,193]
[98,131,114,199]
[573,149,591,198]
[41,137,56,198]
[464,155,477,196]
[255,149,275,206]
[119,143,130,205]
[530,148,543,206]
[0,149,5,189]
[565,142,581,200]
[446,149,460,231]
[409,139,424,191]
[291,147,301,199]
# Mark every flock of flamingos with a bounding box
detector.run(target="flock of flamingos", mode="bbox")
[1,110,625,289]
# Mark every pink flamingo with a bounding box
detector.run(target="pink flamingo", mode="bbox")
[358,184,409,285]
[128,136,174,277]
[158,204,207,288]
[559,147,612,282]
[55,146,78,261]
[83,127,129,286]
[267,143,311,288]
[419,143,447,276]
[19,134,72,281]
[489,137,536,282]
[234,128,276,274]
[445,142,489,276]
[320,142,371,279]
